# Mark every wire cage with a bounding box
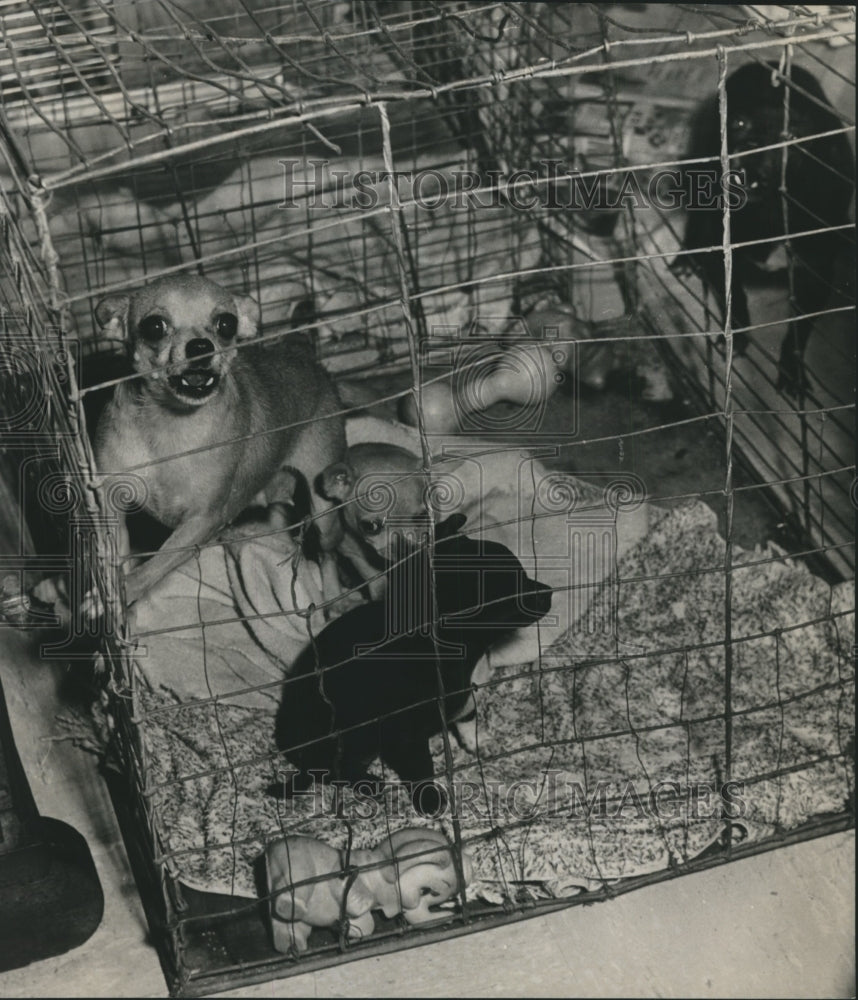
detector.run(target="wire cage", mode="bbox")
[0,2,855,995]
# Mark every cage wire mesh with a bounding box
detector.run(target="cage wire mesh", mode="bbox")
[0,1,855,995]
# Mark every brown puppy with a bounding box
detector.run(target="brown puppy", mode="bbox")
[94,275,346,607]
[320,442,429,600]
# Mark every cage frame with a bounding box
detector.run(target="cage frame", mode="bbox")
[0,3,854,996]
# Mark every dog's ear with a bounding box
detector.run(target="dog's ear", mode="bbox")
[94,295,130,339]
[289,298,319,351]
[234,294,260,341]
[435,512,467,540]
[319,462,354,502]
[290,298,317,330]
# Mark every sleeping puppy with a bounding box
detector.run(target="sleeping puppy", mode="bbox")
[273,513,552,816]
[320,443,429,600]
[675,61,854,395]
[94,275,346,607]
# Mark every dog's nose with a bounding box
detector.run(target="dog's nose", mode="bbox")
[185,338,215,361]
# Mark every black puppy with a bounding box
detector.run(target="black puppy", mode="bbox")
[273,513,552,816]
[675,61,854,395]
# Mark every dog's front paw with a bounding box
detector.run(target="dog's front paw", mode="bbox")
[0,576,60,628]
[669,253,696,279]
[81,587,105,622]
[219,521,265,546]
[452,714,478,755]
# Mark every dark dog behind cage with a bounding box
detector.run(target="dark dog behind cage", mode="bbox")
[0,2,854,995]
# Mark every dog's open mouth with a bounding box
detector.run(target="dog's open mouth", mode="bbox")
[168,369,220,399]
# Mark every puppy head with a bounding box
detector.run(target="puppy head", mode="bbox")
[726,113,782,203]
[321,444,429,562]
[725,62,838,204]
[95,275,260,409]
[433,531,553,630]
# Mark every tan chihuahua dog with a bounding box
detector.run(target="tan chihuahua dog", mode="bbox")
[320,443,429,600]
[94,275,346,607]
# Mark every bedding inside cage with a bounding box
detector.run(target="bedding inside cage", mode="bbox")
[137,468,853,904]
[128,428,853,913]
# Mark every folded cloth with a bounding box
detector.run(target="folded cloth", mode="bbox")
[129,533,294,712]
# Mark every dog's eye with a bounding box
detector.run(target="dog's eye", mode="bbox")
[730,116,748,132]
[360,518,385,536]
[139,315,167,340]
[215,313,238,339]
